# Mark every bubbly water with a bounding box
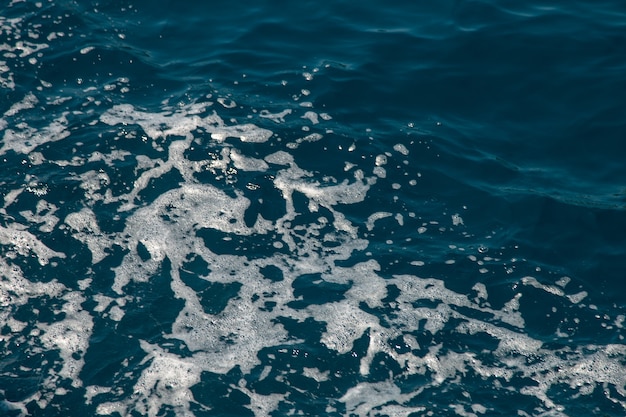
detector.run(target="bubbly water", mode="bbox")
[1,1,625,416]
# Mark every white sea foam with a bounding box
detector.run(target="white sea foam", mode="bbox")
[101,103,217,140]
[0,113,70,156]
[366,211,393,231]
[39,291,93,388]
[4,93,38,117]
[97,341,201,417]
[301,110,320,124]
[230,148,269,172]
[259,108,292,123]
[393,143,409,155]
[2,80,624,416]
[340,380,425,417]
[0,256,93,410]
[64,208,110,264]
[0,3,621,411]
[80,103,626,415]
[0,224,66,265]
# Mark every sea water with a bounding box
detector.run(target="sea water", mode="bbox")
[1,1,626,416]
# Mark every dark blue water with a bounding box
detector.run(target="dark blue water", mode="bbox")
[1,1,625,416]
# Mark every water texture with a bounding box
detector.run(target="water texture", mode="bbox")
[1,1,625,416]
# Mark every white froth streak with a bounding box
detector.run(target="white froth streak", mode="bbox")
[230,148,269,171]
[1,113,70,156]
[259,108,292,123]
[109,184,248,293]
[0,257,93,408]
[365,211,392,231]
[99,104,272,212]
[390,273,626,412]
[65,208,110,264]
[393,143,409,156]
[295,259,398,376]
[340,380,425,417]
[301,111,319,124]
[17,200,60,233]
[100,103,272,143]
[522,276,587,303]
[0,257,64,330]
[0,223,65,265]
[4,92,38,117]
[97,341,200,417]
[39,291,93,388]
[106,176,293,406]
[270,159,375,249]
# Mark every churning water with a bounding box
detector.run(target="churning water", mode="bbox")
[1,1,626,416]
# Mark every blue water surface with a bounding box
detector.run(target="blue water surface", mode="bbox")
[1,1,626,416]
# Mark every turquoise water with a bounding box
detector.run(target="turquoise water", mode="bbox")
[1,1,625,416]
